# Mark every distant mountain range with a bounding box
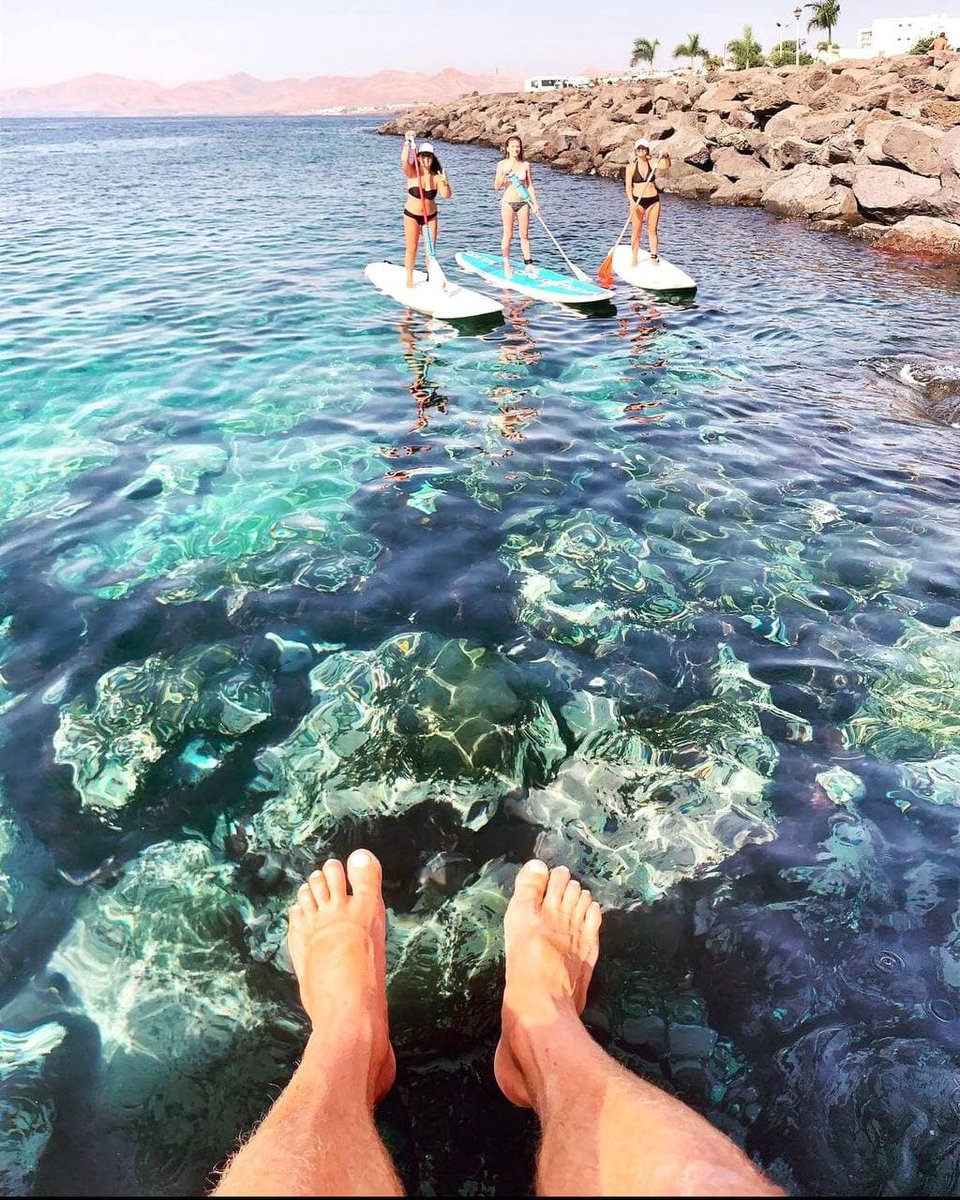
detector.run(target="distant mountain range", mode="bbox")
[0,68,525,117]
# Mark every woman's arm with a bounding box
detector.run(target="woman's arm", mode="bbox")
[625,162,636,203]
[437,168,452,199]
[401,130,416,178]
[494,160,507,191]
[656,152,672,175]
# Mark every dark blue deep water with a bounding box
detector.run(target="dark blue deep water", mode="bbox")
[1,114,960,1196]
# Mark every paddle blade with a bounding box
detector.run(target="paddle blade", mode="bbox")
[597,253,615,288]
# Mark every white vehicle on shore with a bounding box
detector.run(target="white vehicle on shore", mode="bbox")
[524,75,593,92]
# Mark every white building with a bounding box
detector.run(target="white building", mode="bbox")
[839,11,960,58]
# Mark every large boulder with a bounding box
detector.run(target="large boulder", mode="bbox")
[695,80,741,114]
[764,104,811,137]
[797,111,855,142]
[940,126,960,182]
[710,145,761,179]
[710,171,774,207]
[661,171,720,200]
[762,164,860,222]
[658,127,712,167]
[929,183,960,223]
[944,65,960,101]
[762,136,830,169]
[850,164,941,221]
[862,118,945,175]
[921,99,960,127]
[873,215,960,261]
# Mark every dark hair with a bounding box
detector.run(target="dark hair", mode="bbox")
[505,134,525,160]
[418,149,442,174]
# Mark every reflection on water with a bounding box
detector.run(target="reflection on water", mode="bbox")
[1,114,960,1196]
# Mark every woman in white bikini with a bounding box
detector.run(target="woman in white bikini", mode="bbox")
[494,135,540,274]
[401,130,452,288]
[625,138,671,267]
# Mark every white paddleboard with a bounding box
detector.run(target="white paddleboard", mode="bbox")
[364,262,502,321]
[456,251,613,307]
[611,245,696,294]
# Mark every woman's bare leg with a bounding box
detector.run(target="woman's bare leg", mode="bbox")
[630,208,644,267]
[404,217,420,288]
[496,861,784,1198]
[648,202,662,261]
[518,206,533,264]
[211,851,402,1197]
[501,205,515,272]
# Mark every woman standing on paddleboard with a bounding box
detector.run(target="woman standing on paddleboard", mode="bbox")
[494,135,540,274]
[402,131,451,288]
[625,138,671,267]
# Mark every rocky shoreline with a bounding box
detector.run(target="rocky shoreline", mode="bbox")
[381,55,960,261]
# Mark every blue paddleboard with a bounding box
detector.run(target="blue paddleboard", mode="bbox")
[455,252,612,306]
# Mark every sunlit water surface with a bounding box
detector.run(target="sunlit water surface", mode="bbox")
[2,115,960,1196]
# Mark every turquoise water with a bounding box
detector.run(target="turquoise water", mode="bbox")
[2,113,960,1195]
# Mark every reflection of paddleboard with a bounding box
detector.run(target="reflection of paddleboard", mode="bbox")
[364,262,502,320]
[456,251,612,306]
[611,245,696,294]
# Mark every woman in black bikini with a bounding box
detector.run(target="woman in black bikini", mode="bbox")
[494,135,540,274]
[625,138,671,267]
[402,130,452,288]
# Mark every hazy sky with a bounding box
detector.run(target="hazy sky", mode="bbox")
[0,1,946,87]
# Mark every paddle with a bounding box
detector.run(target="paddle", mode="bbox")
[507,171,593,284]
[411,136,448,290]
[598,213,631,287]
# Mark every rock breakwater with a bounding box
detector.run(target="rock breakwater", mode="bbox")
[381,55,960,261]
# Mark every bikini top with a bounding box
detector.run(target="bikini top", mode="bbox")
[408,186,438,200]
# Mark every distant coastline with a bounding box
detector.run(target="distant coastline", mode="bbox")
[0,67,523,119]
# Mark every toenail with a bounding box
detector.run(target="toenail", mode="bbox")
[350,849,372,866]
[309,870,322,880]
[524,859,549,874]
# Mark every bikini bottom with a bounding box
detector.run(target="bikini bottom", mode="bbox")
[403,209,437,226]
[635,195,660,210]
[504,200,528,213]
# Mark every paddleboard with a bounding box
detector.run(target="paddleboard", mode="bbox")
[364,262,502,321]
[455,251,612,306]
[611,245,697,294]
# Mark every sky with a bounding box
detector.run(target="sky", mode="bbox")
[1,0,951,87]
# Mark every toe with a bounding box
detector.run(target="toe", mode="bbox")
[322,857,347,903]
[585,899,603,944]
[307,869,329,908]
[296,880,317,914]
[545,864,571,910]
[575,888,593,924]
[512,859,549,912]
[560,878,581,921]
[346,848,382,900]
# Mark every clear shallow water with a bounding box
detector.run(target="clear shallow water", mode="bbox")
[2,114,960,1195]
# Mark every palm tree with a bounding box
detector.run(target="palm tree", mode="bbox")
[806,1,840,51]
[630,37,660,69]
[725,24,766,70]
[673,32,708,70]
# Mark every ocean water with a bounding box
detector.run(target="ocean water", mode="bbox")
[1,113,960,1196]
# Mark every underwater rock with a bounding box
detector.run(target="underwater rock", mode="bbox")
[54,643,274,814]
[500,510,697,657]
[843,616,960,761]
[519,647,783,906]
[0,1021,67,1194]
[865,356,960,425]
[51,437,384,603]
[761,1025,960,1195]
[44,840,302,1194]
[249,632,566,850]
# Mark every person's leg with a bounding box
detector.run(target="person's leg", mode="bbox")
[496,862,783,1198]
[518,206,533,265]
[648,201,662,262]
[630,206,643,267]
[211,851,402,1198]
[501,204,515,272]
[404,216,420,288]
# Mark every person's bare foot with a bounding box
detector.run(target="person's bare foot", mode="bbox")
[287,849,396,1106]
[494,860,602,1108]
